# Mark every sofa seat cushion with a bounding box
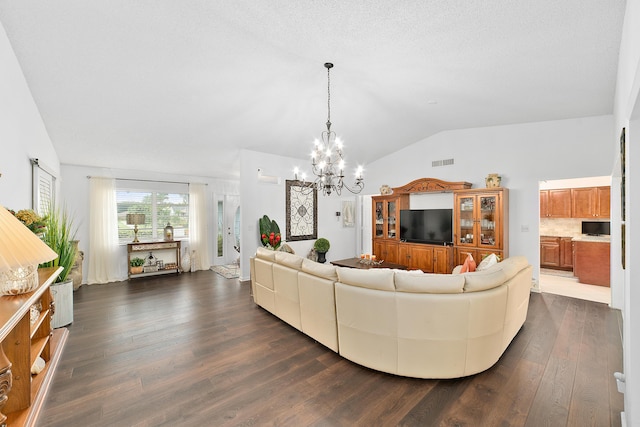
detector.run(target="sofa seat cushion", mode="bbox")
[336,267,395,291]
[301,258,338,281]
[275,251,304,270]
[395,271,464,294]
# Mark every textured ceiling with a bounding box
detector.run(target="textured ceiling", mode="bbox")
[0,1,626,180]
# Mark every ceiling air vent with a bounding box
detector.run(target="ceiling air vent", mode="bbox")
[432,158,454,167]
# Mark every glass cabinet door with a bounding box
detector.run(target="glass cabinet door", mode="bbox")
[374,201,384,238]
[457,196,475,245]
[386,200,397,239]
[479,195,499,248]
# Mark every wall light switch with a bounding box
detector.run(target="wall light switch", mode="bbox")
[521,225,529,232]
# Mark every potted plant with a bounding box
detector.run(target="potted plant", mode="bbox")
[259,215,282,250]
[40,205,78,328]
[130,257,146,274]
[314,238,330,263]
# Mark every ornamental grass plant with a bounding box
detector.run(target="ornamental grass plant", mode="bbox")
[40,206,78,283]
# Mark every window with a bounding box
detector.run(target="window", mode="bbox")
[116,183,189,244]
[217,200,223,256]
[31,159,56,215]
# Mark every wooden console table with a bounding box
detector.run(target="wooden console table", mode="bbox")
[0,267,68,427]
[127,241,182,278]
[331,258,408,270]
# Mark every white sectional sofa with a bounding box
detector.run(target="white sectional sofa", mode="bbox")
[250,247,532,379]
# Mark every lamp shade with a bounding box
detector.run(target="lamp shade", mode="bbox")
[126,213,145,225]
[0,205,57,272]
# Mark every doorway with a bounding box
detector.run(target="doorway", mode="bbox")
[538,176,611,304]
[214,194,240,266]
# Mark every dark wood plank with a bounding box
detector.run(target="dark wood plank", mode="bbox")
[37,272,623,427]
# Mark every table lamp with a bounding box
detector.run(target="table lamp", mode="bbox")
[126,213,145,243]
[0,205,58,296]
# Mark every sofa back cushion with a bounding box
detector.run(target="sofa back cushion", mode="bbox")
[275,251,304,270]
[336,267,395,291]
[395,271,465,294]
[301,258,338,281]
[496,256,529,278]
[462,268,509,292]
[256,246,277,261]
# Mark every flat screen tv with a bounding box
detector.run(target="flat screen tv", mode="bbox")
[400,209,453,245]
[582,221,610,236]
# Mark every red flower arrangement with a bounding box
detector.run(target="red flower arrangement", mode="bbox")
[261,232,281,249]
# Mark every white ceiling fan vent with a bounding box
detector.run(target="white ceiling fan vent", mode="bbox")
[432,158,454,167]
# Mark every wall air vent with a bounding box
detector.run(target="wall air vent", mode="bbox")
[432,158,454,167]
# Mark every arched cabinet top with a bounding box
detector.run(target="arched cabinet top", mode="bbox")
[392,178,472,194]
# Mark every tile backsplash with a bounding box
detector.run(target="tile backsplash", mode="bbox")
[540,218,583,237]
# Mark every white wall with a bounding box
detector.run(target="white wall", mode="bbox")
[0,22,60,209]
[366,115,615,288]
[60,164,239,284]
[239,149,357,281]
[614,0,640,424]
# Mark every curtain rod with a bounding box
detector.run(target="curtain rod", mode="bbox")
[86,176,207,186]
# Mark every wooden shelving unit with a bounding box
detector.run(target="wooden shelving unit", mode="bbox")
[1,267,69,427]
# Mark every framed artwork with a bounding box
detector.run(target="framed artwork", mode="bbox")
[342,200,355,227]
[286,180,317,241]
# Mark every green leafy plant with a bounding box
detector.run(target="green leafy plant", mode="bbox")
[130,257,146,267]
[40,206,78,283]
[314,238,330,253]
[259,215,281,250]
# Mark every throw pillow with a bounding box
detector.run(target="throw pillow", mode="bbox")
[460,253,476,273]
[476,253,499,271]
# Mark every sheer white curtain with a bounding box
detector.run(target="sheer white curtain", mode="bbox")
[87,177,125,283]
[188,183,211,271]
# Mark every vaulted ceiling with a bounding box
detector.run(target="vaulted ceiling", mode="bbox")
[0,1,626,180]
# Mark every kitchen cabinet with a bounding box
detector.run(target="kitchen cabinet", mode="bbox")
[572,187,610,218]
[540,236,561,268]
[573,240,610,286]
[540,236,573,270]
[540,189,572,218]
[560,237,574,269]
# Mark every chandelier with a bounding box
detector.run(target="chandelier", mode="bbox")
[294,62,364,196]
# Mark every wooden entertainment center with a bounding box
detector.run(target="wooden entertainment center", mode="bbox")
[372,178,509,273]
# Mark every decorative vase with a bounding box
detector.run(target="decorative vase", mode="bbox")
[316,251,327,264]
[485,173,501,188]
[181,251,191,272]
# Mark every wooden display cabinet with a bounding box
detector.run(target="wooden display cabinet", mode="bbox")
[1,267,68,427]
[398,243,452,273]
[372,194,409,264]
[454,188,508,263]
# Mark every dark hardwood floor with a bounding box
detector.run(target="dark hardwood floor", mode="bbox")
[38,270,624,427]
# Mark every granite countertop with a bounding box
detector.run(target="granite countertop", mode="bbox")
[572,235,611,242]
